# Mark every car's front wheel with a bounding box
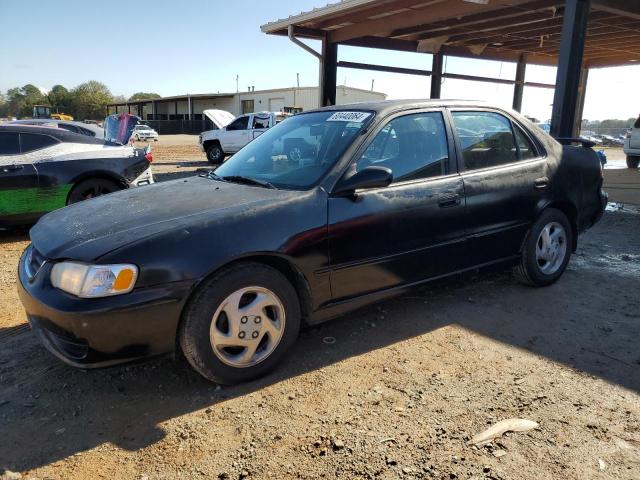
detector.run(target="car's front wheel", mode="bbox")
[179,263,301,384]
[627,156,639,169]
[206,143,225,164]
[514,208,572,287]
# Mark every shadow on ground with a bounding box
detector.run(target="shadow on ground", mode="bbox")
[0,211,638,472]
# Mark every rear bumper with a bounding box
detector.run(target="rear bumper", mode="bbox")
[593,189,608,225]
[17,248,193,368]
[129,167,155,187]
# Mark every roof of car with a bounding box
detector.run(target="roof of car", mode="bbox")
[8,119,103,135]
[0,124,109,145]
[306,99,496,116]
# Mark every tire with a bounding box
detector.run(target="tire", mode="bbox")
[206,143,225,164]
[627,156,640,169]
[514,208,573,287]
[67,178,122,205]
[179,262,301,384]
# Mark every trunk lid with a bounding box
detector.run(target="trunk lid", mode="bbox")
[104,113,140,145]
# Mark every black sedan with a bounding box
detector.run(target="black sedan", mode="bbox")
[0,122,153,226]
[18,100,607,384]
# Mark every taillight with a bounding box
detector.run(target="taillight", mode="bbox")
[145,151,153,163]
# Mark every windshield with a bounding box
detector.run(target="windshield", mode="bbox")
[136,125,151,130]
[214,110,373,189]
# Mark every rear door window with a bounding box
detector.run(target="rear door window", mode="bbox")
[0,132,20,155]
[513,124,537,160]
[451,111,519,170]
[20,133,59,153]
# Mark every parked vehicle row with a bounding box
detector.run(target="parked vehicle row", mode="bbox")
[0,114,154,226]
[17,100,607,385]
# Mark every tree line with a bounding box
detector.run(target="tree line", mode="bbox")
[0,81,161,121]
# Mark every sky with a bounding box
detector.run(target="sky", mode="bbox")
[1,0,639,122]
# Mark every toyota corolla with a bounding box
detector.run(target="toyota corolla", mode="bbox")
[18,100,607,384]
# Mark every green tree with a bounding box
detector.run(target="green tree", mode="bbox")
[70,80,113,120]
[47,84,71,114]
[128,92,161,101]
[6,84,46,118]
[0,91,7,117]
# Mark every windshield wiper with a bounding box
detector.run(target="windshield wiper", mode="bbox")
[222,175,276,189]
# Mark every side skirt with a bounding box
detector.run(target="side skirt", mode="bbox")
[308,254,521,325]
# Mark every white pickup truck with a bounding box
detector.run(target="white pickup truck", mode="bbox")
[199,110,289,163]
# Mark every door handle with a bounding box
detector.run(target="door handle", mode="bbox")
[2,165,23,172]
[438,193,461,208]
[534,177,549,189]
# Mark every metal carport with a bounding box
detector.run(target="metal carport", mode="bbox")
[262,0,640,138]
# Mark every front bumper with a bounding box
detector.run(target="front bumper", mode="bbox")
[17,248,193,368]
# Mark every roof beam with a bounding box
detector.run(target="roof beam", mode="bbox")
[592,0,640,20]
[328,0,527,44]
[412,11,561,41]
[314,0,446,30]
[392,0,561,39]
[443,10,615,44]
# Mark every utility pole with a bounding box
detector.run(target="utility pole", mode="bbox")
[371,79,375,91]
[236,75,239,93]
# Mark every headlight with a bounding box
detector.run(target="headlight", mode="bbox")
[50,262,138,298]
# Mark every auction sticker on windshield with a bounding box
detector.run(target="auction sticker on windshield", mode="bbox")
[327,111,371,123]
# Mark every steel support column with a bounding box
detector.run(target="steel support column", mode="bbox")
[152,101,157,120]
[188,96,193,120]
[550,0,591,138]
[573,68,589,136]
[430,53,443,99]
[321,38,338,106]
[513,55,527,112]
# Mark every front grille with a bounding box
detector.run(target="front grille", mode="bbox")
[25,246,46,279]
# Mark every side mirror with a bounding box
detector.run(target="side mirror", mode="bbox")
[333,166,393,196]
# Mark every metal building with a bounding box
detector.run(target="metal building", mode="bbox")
[107,85,386,134]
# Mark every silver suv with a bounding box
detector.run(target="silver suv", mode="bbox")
[624,115,640,168]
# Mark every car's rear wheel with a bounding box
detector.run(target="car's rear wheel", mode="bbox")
[627,156,640,169]
[67,178,122,205]
[206,143,225,164]
[514,208,572,287]
[179,262,301,384]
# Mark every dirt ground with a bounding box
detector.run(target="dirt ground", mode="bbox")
[1,137,640,480]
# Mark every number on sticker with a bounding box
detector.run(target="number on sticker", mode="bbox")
[327,112,371,123]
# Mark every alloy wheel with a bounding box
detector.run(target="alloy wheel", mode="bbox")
[535,221,567,275]
[209,286,286,368]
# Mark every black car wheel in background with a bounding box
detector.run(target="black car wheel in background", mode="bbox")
[67,178,122,204]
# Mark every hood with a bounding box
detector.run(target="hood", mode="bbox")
[30,176,292,261]
[103,113,140,144]
[203,109,235,129]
